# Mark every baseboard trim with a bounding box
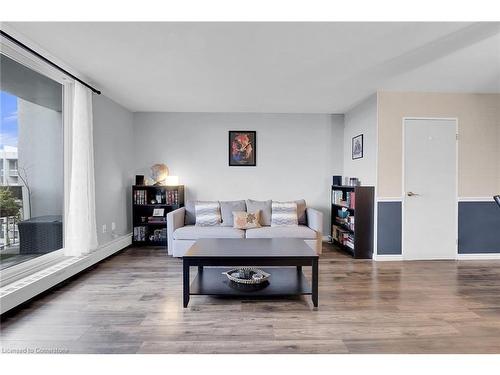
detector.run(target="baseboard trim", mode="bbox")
[457,253,500,260]
[0,233,132,315]
[373,254,403,261]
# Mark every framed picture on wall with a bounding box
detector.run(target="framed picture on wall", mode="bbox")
[352,134,363,159]
[229,131,256,166]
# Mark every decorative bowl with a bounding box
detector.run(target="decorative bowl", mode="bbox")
[222,268,271,285]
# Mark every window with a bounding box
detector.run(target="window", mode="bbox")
[0,53,64,270]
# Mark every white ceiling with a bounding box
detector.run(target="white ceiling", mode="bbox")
[5,22,500,113]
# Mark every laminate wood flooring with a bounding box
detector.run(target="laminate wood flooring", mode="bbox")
[2,244,500,353]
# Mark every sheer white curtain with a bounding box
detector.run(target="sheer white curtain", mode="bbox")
[65,82,98,256]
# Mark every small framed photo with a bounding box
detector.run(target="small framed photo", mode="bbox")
[229,131,256,166]
[152,208,165,217]
[352,134,363,160]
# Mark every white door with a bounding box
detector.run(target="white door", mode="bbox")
[403,118,457,260]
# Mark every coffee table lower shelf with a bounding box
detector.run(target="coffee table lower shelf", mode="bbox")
[189,267,312,298]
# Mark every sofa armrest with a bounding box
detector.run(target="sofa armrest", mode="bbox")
[167,207,186,255]
[306,208,323,254]
[306,208,323,234]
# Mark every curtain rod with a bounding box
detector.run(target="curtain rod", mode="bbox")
[0,29,101,95]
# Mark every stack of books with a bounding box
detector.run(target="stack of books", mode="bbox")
[347,216,355,231]
[332,225,355,249]
[148,216,166,224]
[345,234,355,249]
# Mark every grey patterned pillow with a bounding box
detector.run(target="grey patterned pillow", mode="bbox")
[271,201,298,227]
[195,201,221,226]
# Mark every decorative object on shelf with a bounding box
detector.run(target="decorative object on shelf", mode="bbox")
[352,134,363,160]
[229,131,256,166]
[165,175,179,186]
[349,177,360,186]
[332,175,342,186]
[135,175,145,185]
[338,208,349,219]
[222,267,270,285]
[153,208,165,217]
[151,163,169,185]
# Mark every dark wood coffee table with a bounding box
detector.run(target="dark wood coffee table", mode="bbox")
[182,238,319,308]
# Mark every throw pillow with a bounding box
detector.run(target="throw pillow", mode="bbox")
[246,199,272,226]
[233,211,261,229]
[195,201,221,226]
[220,200,246,227]
[271,201,299,227]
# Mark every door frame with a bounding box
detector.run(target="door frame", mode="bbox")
[401,117,459,260]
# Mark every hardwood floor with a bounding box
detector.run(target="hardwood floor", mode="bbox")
[2,243,500,354]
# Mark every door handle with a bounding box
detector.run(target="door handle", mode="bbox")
[407,192,420,197]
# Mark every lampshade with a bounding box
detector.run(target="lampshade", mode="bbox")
[165,176,179,186]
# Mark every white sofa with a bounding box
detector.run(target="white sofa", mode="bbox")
[166,200,323,257]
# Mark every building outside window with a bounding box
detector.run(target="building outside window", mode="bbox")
[0,53,64,270]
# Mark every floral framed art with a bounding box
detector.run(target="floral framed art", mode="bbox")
[229,131,256,166]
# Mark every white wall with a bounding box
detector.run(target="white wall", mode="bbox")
[133,112,344,232]
[17,99,63,218]
[343,94,377,186]
[93,95,135,245]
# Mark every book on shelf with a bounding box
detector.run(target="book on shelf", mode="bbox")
[332,190,343,206]
[133,226,147,241]
[166,190,179,205]
[332,225,355,249]
[134,190,147,205]
[332,189,356,209]
[348,192,356,209]
[148,216,166,223]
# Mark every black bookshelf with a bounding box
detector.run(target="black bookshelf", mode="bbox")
[330,185,374,259]
[132,185,185,247]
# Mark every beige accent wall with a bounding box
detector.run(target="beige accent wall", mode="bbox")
[377,92,500,198]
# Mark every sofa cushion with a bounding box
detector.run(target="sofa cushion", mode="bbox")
[246,199,272,226]
[271,201,298,227]
[220,200,246,227]
[184,200,196,225]
[195,201,221,226]
[296,199,307,225]
[173,225,245,240]
[245,225,317,239]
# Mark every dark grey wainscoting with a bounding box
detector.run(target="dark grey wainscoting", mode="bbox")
[377,201,402,255]
[458,201,500,254]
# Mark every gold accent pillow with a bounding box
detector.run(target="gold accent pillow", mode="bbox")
[233,211,261,229]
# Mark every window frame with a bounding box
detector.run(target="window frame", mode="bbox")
[1,36,73,282]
